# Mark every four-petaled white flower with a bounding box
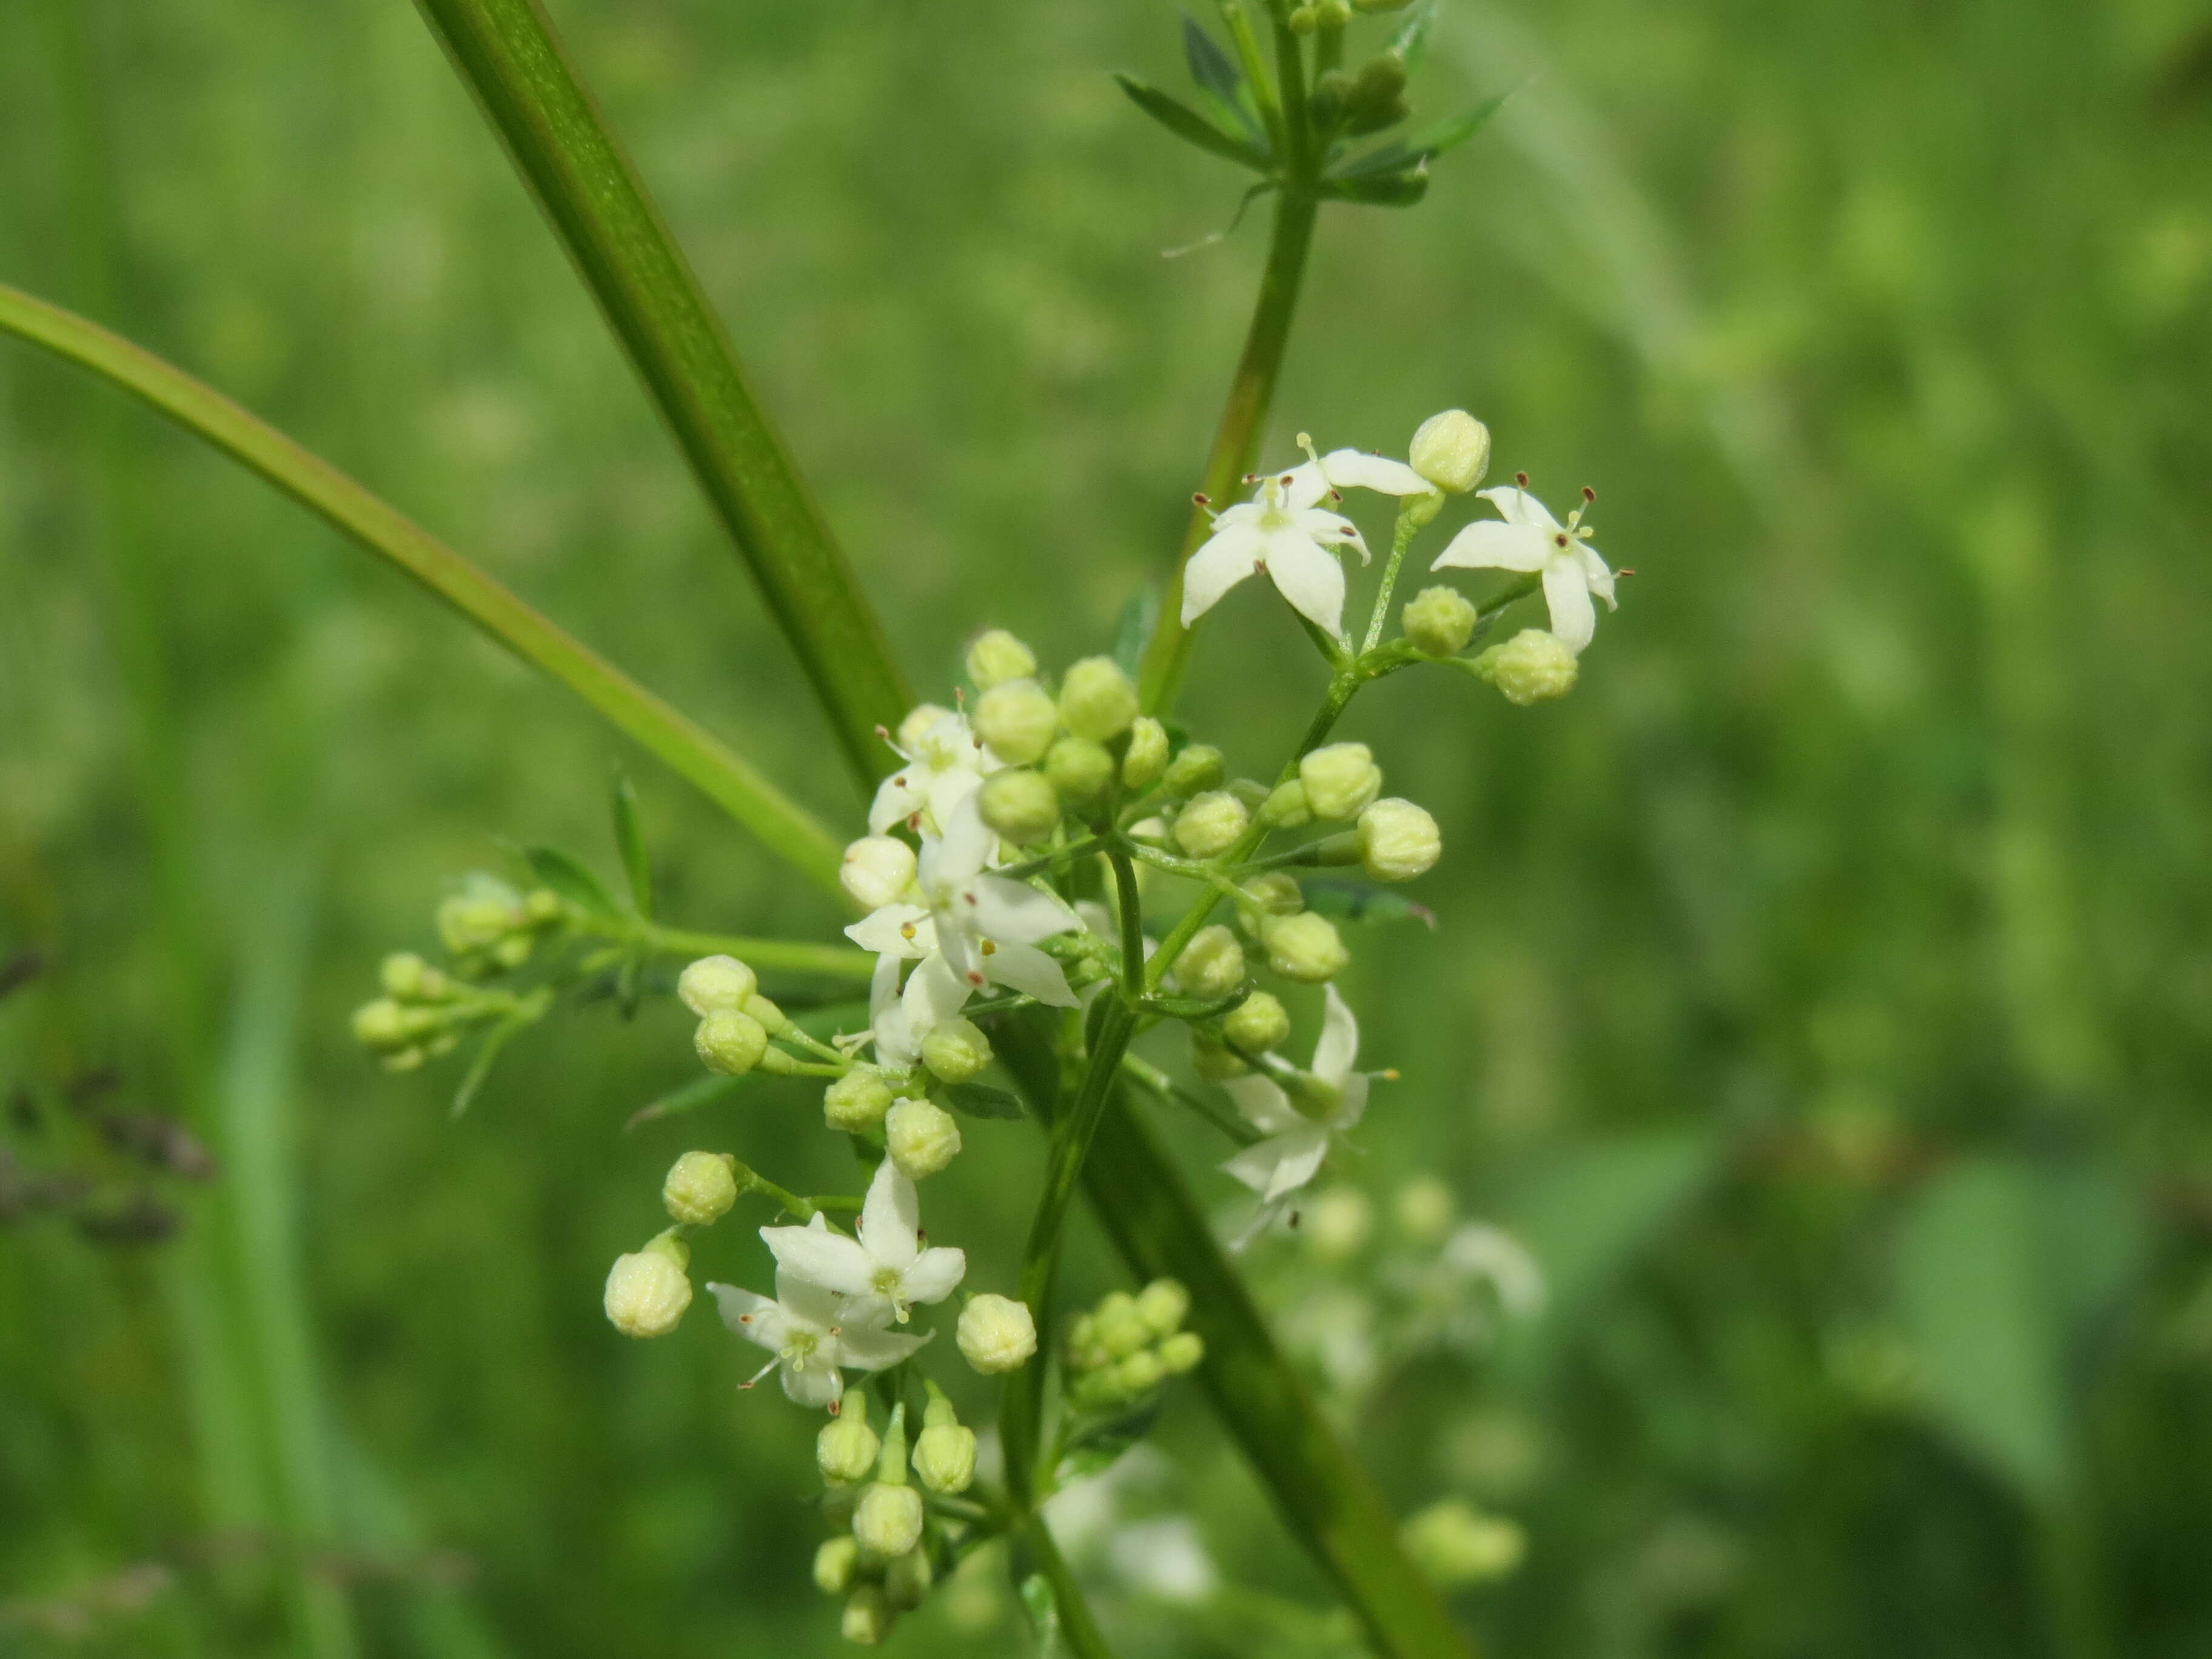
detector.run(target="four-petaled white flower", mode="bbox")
[846,793,1081,1026]
[762,1158,967,1327]
[708,1250,926,1408]
[1430,480,1616,655]
[870,708,999,836]
[1221,985,1373,1233]
[1182,439,1433,640]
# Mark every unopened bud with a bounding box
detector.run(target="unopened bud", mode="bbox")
[1299,743,1383,821]
[1242,872,1305,918]
[1358,798,1441,882]
[662,1150,739,1226]
[694,1010,768,1076]
[1309,1187,1375,1261]
[603,1235,691,1338]
[1174,791,1250,859]
[883,1547,935,1612]
[1402,1500,1527,1587]
[1175,925,1246,1000]
[1264,911,1349,982]
[1345,53,1410,135]
[1159,1331,1205,1374]
[841,837,918,910]
[1190,1030,1250,1079]
[1092,1290,1151,1359]
[678,954,759,1017]
[814,1535,860,1595]
[957,1293,1037,1374]
[1136,1278,1190,1337]
[1162,743,1225,798]
[1478,629,1580,706]
[1408,410,1492,494]
[885,1098,963,1179]
[1044,736,1114,804]
[1395,1175,1456,1244]
[853,1481,925,1557]
[1121,717,1170,790]
[977,769,1061,845]
[1260,779,1313,828]
[913,1422,977,1495]
[1114,1349,1167,1394]
[380,951,445,1000]
[1403,585,1479,656]
[920,1017,992,1084]
[817,1395,880,1485]
[895,703,953,754]
[825,1065,896,1133]
[351,997,414,1050]
[973,679,1059,766]
[1223,989,1291,1054]
[965,628,1037,690]
[1309,66,1352,129]
[1057,656,1139,742]
[842,1584,895,1646]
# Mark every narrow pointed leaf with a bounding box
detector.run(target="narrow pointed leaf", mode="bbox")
[1319,169,1432,207]
[1115,74,1274,171]
[523,845,622,920]
[1335,93,1508,180]
[451,1011,535,1118]
[610,773,654,919]
[1392,0,1442,73]
[1182,14,1265,145]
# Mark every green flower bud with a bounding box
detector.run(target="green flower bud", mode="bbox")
[814,1535,860,1595]
[883,1547,935,1612]
[817,1395,881,1486]
[677,954,759,1017]
[885,1098,963,1179]
[1287,3,1319,32]
[1401,1500,1526,1587]
[350,997,414,1050]
[1263,911,1349,983]
[1241,872,1305,918]
[437,876,526,954]
[977,769,1061,846]
[603,1234,691,1338]
[1057,655,1140,742]
[745,992,792,1037]
[920,1017,992,1084]
[1174,925,1246,1001]
[1190,1030,1250,1079]
[825,1065,896,1134]
[1158,1331,1206,1375]
[1136,1278,1190,1338]
[1316,0,1353,21]
[840,836,918,910]
[523,888,563,925]
[1092,1290,1151,1359]
[379,951,444,1000]
[1403,585,1480,656]
[965,628,1037,690]
[662,1150,739,1226]
[1162,743,1225,798]
[1408,410,1492,494]
[1223,988,1291,1054]
[973,678,1059,766]
[1309,1187,1375,1261]
[1478,629,1580,706]
[1121,716,1170,790]
[1044,736,1114,804]
[842,1584,895,1646]
[957,1293,1037,1374]
[1395,1175,1456,1244]
[694,1010,769,1076]
[1309,66,1352,129]
[913,1421,977,1495]
[1345,53,1410,135]
[1358,797,1441,883]
[1260,779,1313,828]
[896,703,953,753]
[853,1482,925,1557]
[1299,743,1383,821]
[1114,1349,1167,1395]
[1174,791,1250,859]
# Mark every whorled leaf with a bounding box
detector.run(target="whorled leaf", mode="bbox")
[1115,74,1275,172]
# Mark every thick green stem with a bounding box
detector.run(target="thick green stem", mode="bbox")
[1024,1507,1116,1659]
[0,284,848,900]
[409,0,911,787]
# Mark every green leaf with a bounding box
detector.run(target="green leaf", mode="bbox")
[1114,75,1273,172]
[624,1070,744,1132]
[1111,586,1161,680]
[1139,988,1252,1021]
[451,1012,534,1118]
[1017,1572,1061,1653]
[1334,92,1508,180]
[609,772,653,920]
[1318,169,1432,207]
[1392,0,1442,73]
[1299,880,1436,929]
[941,1081,1028,1121]
[1181,15,1265,146]
[522,845,622,921]
[1057,1398,1162,1483]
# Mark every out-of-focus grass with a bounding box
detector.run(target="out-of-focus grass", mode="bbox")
[2,1,2210,1655]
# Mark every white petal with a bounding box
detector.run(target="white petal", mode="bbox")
[1297,507,1369,565]
[1282,460,1332,512]
[1221,1136,1289,1195]
[1260,535,1347,639]
[763,1225,876,1298]
[984,941,1078,1008]
[1222,1075,1302,1136]
[869,951,903,1028]
[925,763,985,837]
[1321,449,1432,497]
[780,1359,844,1408]
[845,903,934,959]
[1261,1125,1330,1200]
[1543,557,1598,654]
[1311,983,1360,1085]
[1430,520,1550,574]
[900,1247,967,1306]
[902,953,973,1036]
[868,773,927,836]
[859,1158,921,1271]
[963,874,1079,947]
[776,1262,843,1329]
[1181,521,1267,625]
[1579,543,1617,611]
[836,1323,929,1373]
[1476,484,1562,531]
[1334,1070,1371,1131]
[708,1283,788,1351]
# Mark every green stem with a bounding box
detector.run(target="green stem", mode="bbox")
[1361,503,1427,655]
[1024,1507,1116,1659]
[640,927,874,980]
[409,0,911,788]
[726,1159,859,1222]
[1120,1053,1260,1147]
[0,283,848,901]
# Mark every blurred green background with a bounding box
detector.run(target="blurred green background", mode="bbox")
[4,0,2211,1654]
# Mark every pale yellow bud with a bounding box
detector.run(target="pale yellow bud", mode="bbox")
[1092,1290,1151,1359]
[885,1097,963,1179]
[842,1584,895,1646]
[883,1546,935,1612]
[1241,872,1305,918]
[957,1293,1037,1373]
[1175,925,1245,1000]
[662,1150,739,1226]
[814,1535,860,1595]
[677,953,759,1017]
[853,1482,925,1557]
[920,1017,992,1085]
[1402,1500,1526,1587]
[817,1395,881,1485]
[1223,989,1290,1053]
[1403,585,1478,655]
[1162,743,1225,797]
[825,1066,896,1133]
[603,1238,691,1338]
[1395,1176,1456,1244]
[1159,1330,1205,1374]
[1121,716,1170,790]
[1309,1187,1375,1260]
[896,703,953,753]
[1299,743,1383,822]
[350,997,414,1050]
[977,769,1061,845]
[1481,629,1579,706]
[965,628,1037,690]
[1044,736,1114,803]
[913,1422,977,1495]
[1264,911,1349,982]
[973,679,1058,766]
[1057,656,1140,742]
[1174,791,1250,859]
[1358,797,1441,883]
[1260,779,1313,828]
[840,837,917,910]
[694,1010,768,1076]
[1136,1278,1190,1337]
[1407,409,1492,493]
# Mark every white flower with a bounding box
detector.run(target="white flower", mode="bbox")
[1221,984,1372,1216]
[869,708,998,836]
[847,793,1081,1015]
[1181,437,1433,638]
[1429,480,1616,654]
[761,1158,967,1326]
[708,1252,925,1408]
